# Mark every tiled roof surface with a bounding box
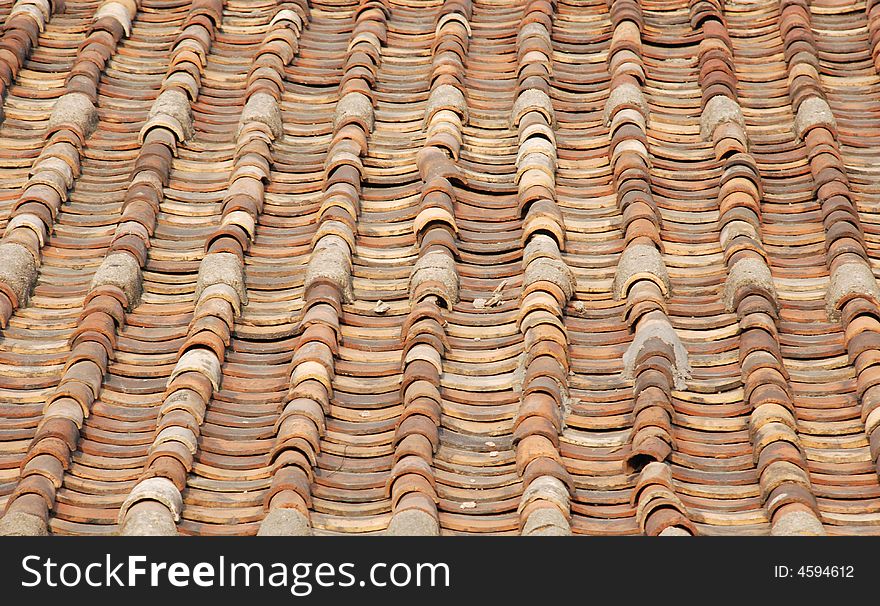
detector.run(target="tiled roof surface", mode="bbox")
[0,0,879,536]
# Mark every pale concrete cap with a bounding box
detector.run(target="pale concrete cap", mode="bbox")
[410,250,459,307]
[523,256,576,303]
[613,244,670,300]
[195,251,248,306]
[119,477,183,524]
[424,84,468,129]
[386,509,439,536]
[523,233,560,267]
[304,235,353,303]
[90,251,142,308]
[0,242,38,306]
[603,81,647,126]
[239,92,283,140]
[521,506,571,536]
[658,526,691,537]
[0,511,49,536]
[334,91,374,133]
[795,95,836,140]
[700,94,746,142]
[518,475,570,517]
[48,92,98,139]
[771,510,826,536]
[119,501,178,537]
[723,256,777,312]
[622,314,691,390]
[258,508,312,536]
[826,261,880,320]
[147,89,194,142]
[511,88,555,128]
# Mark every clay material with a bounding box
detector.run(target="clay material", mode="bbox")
[118,476,183,524]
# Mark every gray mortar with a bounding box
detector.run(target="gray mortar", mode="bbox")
[523,233,560,267]
[386,509,440,536]
[90,251,142,308]
[150,89,194,141]
[521,507,570,536]
[622,318,691,390]
[119,503,179,537]
[239,92,283,140]
[612,244,670,300]
[334,91,374,133]
[0,511,48,536]
[723,256,777,312]
[826,261,880,320]
[48,92,98,139]
[258,508,313,536]
[511,88,555,128]
[195,251,248,306]
[771,510,826,536]
[795,95,837,140]
[410,250,459,306]
[304,236,353,303]
[524,256,575,302]
[700,94,746,142]
[603,81,647,126]
[424,84,468,129]
[0,242,37,306]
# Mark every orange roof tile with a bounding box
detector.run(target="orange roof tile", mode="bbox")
[1,0,879,536]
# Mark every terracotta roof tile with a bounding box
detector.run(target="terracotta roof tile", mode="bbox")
[1,0,880,536]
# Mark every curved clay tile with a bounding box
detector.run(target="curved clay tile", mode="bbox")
[2,0,880,536]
